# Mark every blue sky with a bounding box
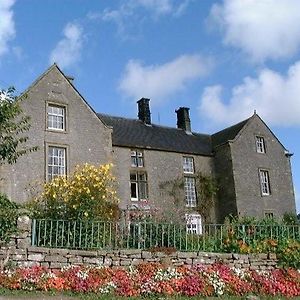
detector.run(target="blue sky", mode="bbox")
[1,0,299,212]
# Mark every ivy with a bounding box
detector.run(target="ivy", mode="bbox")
[159,172,218,223]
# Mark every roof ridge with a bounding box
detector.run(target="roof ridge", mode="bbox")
[212,117,251,137]
[98,112,211,137]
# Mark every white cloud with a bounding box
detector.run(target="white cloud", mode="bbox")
[209,0,300,62]
[133,0,173,15]
[49,23,83,69]
[199,61,300,127]
[119,54,213,105]
[0,0,16,58]
[99,0,192,37]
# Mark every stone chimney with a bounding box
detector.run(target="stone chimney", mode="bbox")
[137,98,151,125]
[175,107,191,132]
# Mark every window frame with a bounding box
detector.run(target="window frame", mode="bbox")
[264,212,274,218]
[186,213,202,235]
[256,136,266,154]
[259,169,271,196]
[46,102,67,132]
[183,156,194,174]
[184,176,197,207]
[130,171,148,201]
[131,150,144,168]
[47,145,67,181]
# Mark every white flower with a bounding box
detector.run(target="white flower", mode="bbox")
[207,272,225,296]
[154,267,182,281]
[99,281,116,294]
[76,270,88,280]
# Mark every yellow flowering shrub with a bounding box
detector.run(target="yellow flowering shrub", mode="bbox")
[29,163,119,220]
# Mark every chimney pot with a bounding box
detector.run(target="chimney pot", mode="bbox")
[175,107,191,132]
[137,98,151,125]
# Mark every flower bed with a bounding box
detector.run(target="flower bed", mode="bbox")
[0,263,299,297]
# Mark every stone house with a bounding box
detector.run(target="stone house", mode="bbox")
[0,64,296,229]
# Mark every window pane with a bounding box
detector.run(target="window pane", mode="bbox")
[130,173,137,180]
[130,171,148,201]
[256,136,266,153]
[131,182,137,199]
[184,177,197,207]
[186,214,202,235]
[137,157,144,167]
[47,105,65,130]
[183,157,194,173]
[139,182,148,199]
[259,170,270,195]
[48,146,66,180]
[131,157,137,167]
[138,173,146,181]
[131,149,144,167]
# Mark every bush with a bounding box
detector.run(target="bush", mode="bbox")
[0,193,19,244]
[276,239,300,269]
[27,163,119,221]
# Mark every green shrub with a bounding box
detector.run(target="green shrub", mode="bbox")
[27,163,119,221]
[276,238,300,269]
[0,193,19,244]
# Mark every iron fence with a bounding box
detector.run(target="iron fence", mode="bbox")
[31,219,300,252]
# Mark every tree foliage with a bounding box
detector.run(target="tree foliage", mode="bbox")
[0,87,37,165]
[0,193,19,244]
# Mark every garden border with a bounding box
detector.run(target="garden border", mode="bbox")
[0,215,279,270]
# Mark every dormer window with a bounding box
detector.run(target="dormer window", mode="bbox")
[47,104,65,131]
[256,136,266,153]
[131,150,144,167]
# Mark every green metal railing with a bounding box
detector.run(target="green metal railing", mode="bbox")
[31,219,300,251]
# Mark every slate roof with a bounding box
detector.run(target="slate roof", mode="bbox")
[98,113,251,155]
[211,117,250,148]
[98,114,213,156]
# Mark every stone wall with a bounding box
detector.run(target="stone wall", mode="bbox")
[0,216,278,271]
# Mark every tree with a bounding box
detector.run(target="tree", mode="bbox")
[0,87,37,164]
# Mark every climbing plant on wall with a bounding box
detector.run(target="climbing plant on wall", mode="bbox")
[159,172,218,223]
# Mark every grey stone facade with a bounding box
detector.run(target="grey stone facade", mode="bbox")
[114,146,215,222]
[229,116,295,218]
[0,65,113,203]
[0,64,296,223]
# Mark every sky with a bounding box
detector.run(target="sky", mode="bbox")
[0,0,299,212]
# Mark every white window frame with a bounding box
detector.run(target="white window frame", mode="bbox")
[256,136,266,153]
[130,171,148,201]
[184,177,197,207]
[47,104,66,131]
[131,150,144,167]
[186,214,202,235]
[48,146,66,181]
[259,169,271,196]
[183,156,194,174]
[265,212,274,218]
